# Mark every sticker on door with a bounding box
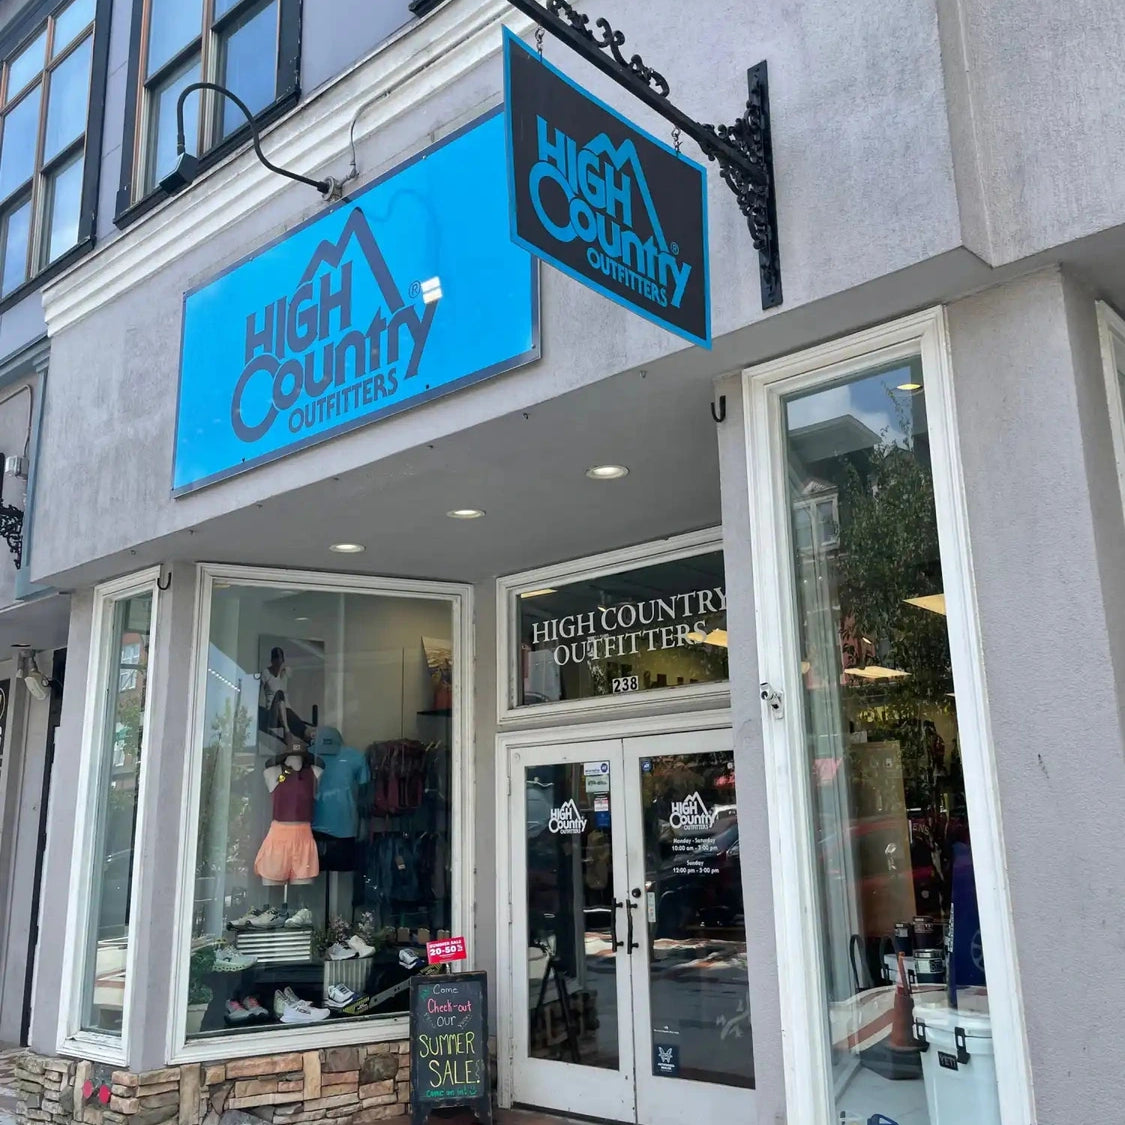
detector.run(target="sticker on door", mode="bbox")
[653,1044,680,1078]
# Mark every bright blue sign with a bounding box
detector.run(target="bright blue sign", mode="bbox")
[174,108,539,494]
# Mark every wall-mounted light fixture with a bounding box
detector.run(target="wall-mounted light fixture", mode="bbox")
[159,82,339,199]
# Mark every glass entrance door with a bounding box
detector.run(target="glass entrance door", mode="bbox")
[509,730,755,1124]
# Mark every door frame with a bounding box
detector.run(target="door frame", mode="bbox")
[495,708,733,1111]
[743,307,1035,1125]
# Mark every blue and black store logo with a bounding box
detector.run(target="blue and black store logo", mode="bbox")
[504,30,710,348]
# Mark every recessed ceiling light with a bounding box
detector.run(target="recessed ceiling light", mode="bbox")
[904,593,946,615]
[329,542,365,554]
[844,665,911,680]
[896,382,923,392]
[519,588,557,599]
[295,616,309,622]
[586,464,629,480]
[447,508,485,519]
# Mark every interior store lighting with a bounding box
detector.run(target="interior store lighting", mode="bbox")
[845,665,911,680]
[447,509,485,519]
[896,381,923,391]
[704,629,729,647]
[904,593,947,615]
[329,542,366,553]
[520,589,557,599]
[585,464,629,480]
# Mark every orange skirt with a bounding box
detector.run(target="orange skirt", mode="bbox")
[254,821,319,883]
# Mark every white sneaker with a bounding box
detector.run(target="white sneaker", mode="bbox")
[212,945,257,972]
[284,908,313,928]
[347,935,376,958]
[279,999,330,1024]
[249,908,281,928]
[324,984,358,1010]
[326,942,357,960]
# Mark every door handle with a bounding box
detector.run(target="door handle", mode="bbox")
[611,900,625,952]
[626,900,639,952]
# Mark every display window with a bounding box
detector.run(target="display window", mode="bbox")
[746,311,1032,1125]
[61,570,161,1061]
[178,568,468,1048]
[500,531,728,719]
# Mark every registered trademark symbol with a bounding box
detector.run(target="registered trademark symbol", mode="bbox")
[670,241,679,255]
[409,280,421,298]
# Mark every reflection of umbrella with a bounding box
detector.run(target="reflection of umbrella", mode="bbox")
[716,772,735,789]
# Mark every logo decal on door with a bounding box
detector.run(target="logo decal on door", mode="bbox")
[547,799,588,835]
[668,792,718,833]
[653,1044,680,1077]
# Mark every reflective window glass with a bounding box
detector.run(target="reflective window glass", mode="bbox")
[1,198,30,293]
[52,0,95,57]
[185,582,457,1039]
[783,359,1001,1124]
[217,0,278,139]
[80,592,154,1035]
[516,552,728,707]
[7,32,46,99]
[43,151,83,263]
[44,35,91,161]
[145,57,200,193]
[147,0,203,77]
[0,85,43,198]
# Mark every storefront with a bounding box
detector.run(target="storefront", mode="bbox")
[8,3,1125,1125]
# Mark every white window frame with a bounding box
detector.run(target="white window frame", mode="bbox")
[496,528,730,725]
[166,563,475,1062]
[1096,300,1125,517]
[57,567,162,1065]
[743,307,1036,1125]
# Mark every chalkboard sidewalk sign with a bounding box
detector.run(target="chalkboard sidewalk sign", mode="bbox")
[409,971,492,1125]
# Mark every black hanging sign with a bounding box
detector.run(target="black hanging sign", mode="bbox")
[504,29,711,348]
[409,971,492,1125]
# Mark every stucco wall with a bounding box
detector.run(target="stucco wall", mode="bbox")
[936,0,1125,266]
[30,0,968,586]
[946,269,1125,1123]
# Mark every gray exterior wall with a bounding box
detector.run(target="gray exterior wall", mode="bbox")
[946,269,1125,1122]
[8,0,1125,1121]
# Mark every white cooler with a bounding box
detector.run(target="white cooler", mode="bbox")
[915,1003,1002,1125]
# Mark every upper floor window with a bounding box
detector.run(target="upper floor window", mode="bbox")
[117,0,299,215]
[0,0,105,301]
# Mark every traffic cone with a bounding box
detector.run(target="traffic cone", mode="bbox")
[886,952,921,1052]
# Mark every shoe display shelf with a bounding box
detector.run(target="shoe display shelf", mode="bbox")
[234,927,313,964]
[322,956,373,996]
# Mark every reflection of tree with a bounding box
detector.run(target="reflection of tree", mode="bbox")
[833,431,960,910]
[196,699,257,879]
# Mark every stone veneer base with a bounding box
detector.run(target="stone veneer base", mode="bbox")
[12,1043,410,1125]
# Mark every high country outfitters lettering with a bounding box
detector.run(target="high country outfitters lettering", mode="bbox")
[230,210,436,443]
[529,119,691,310]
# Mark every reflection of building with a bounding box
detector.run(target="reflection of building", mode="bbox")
[0,4,1120,1125]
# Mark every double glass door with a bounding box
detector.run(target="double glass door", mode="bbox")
[509,729,754,1125]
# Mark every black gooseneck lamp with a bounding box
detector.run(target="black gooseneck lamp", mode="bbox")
[159,81,339,198]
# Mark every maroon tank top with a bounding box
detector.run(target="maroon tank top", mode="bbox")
[272,764,316,822]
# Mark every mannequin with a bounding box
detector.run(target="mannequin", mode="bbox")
[311,726,369,872]
[253,750,325,886]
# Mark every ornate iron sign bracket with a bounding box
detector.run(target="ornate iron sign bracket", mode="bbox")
[502,0,782,308]
[0,497,23,568]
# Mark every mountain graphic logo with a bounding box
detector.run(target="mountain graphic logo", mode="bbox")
[669,792,717,833]
[230,208,438,444]
[548,798,588,835]
[527,117,693,311]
